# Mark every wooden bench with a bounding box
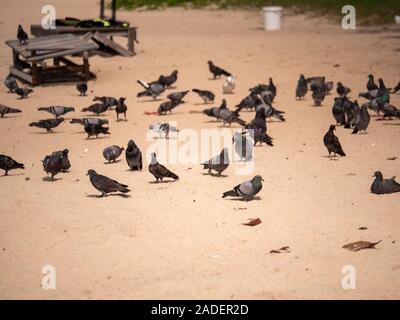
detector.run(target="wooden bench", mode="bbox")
[5,34,98,86]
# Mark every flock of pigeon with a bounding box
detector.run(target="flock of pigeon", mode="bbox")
[1,28,400,198]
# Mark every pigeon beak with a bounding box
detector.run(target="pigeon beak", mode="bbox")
[261,178,264,181]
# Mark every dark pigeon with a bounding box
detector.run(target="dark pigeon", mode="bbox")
[245,111,273,146]
[42,152,64,180]
[311,84,325,106]
[202,148,229,176]
[167,90,189,103]
[366,74,378,91]
[17,24,28,44]
[4,75,18,93]
[192,89,215,104]
[84,123,110,139]
[235,93,260,112]
[81,103,108,115]
[103,145,124,163]
[352,102,370,134]
[70,118,109,127]
[38,106,75,118]
[337,82,351,97]
[29,118,64,133]
[371,171,400,195]
[0,154,24,176]
[137,80,165,100]
[208,61,231,79]
[332,97,346,126]
[218,101,246,127]
[14,87,33,99]
[158,70,178,88]
[296,74,308,99]
[46,149,71,173]
[380,103,400,119]
[76,82,88,96]
[158,100,184,115]
[148,152,179,183]
[87,169,130,197]
[323,125,346,157]
[0,103,22,118]
[203,106,221,121]
[116,97,127,121]
[93,96,118,109]
[391,81,400,94]
[126,140,143,171]
[222,175,264,201]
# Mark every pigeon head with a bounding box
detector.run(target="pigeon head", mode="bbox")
[119,97,126,101]
[58,117,65,123]
[127,140,137,149]
[87,169,97,176]
[368,74,374,79]
[207,61,213,66]
[252,175,264,184]
[15,161,25,170]
[329,125,336,131]
[62,149,69,155]
[378,78,385,88]
[373,171,383,179]
[172,70,178,75]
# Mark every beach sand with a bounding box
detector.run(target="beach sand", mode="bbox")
[0,1,399,299]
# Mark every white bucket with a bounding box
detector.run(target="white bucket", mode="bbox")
[263,6,282,31]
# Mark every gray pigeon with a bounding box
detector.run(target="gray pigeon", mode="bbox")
[222,175,264,201]
[218,100,246,127]
[380,103,400,119]
[103,145,124,163]
[371,171,400,195]
[126,140,143,171]
[158,100,184,115]
[232,131,253,161]
[81,103,109,115]
[202,147,229,176]
[15,87,33,99]
[167,90,189,103]
[137,80,165,100]
[148,153,179,183]
[38,106,75,118]
[255,100,285,122]
[235,93,259,112]
[29,118,65,133]
[192,89,215,104]
[4,75,18,93]
[0,104,22,118]
[0,154,24,176]
[87,169,130,197]
[70,118,109,127]
[352,102,370,134]
[296,74,308,99]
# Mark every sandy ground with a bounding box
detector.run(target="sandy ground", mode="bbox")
[0,1,400,300]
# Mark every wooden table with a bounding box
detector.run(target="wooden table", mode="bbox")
[31,25,138,57]
[5,34,98,86]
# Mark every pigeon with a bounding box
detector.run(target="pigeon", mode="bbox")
[223,75,236,94]
[232,131,253,161]
[93,96,119,109]
[343,240,381,252]
[76,82,88,96]
[0,104,22,118]
[167,90,189,103]
[148,122,178,139]
[307,77,334,94]
[84,123,110,139]
[81,103,109,115]
[358,89,379,101]
[17,25,28,44]
[47,149,71,172]
[218,100,246,127]
[158,70,178,88]
[42,152,64,180]
[366,74,378,91]
[349,100,361,128]
[337,82,351,97]
[87,169,130,197]
[29,118,65,133]
[158,100,184,115]
[245,110,274,146]
[126,140,143,171]
[148,152,179,182]
[70,118,109,126]
[222,175,264,201]
[201,148,229,176]
[192,89,215,104]
[14,87,33,99]
[311,84,325,106]
[332,97,346,126]
[208,61,231,79]
[323,125,346,157]
[352,102,370,134]
[0,154,24,176]
[342,98,357,128]
[255,100,285,122]
[296,74,308,99]
[38,106,75,118]
[266,78,277,101]
[116,97,127,121]
[235,93,260,112]
[377,78,390,103]
[391,81,400,94]
[103,145,124,163]
[250,78,277,102]
[371,171,400,195]
[202,106,221,121]
[137,80,165,100]
[4,75,18,93]
[380,103,400,119]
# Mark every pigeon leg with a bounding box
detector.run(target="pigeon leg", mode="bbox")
[4,170,8,176]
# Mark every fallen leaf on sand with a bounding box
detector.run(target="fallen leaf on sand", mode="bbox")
[387,157,398,161]
[358,227,368,230]
[234,207,247,211]
[270,246,291,254]
[343,240,381,252]
[242,218,261,226]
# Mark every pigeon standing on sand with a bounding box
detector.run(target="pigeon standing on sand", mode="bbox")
[87,169,130,197]
[202,105,221,121]
[29,118,65,133]
[167,90,189,103]
[0,155,24,176]
[311,84,325,106]
[149,122,178,139]
[218,99,246,127]
[148,152,179,183]
[38,106,75,118]
[126,140,143,171]
[337,82,351,97]
[42,152,64,180]
[0,104,21,118]
[84,123,110,139]
[323,125,346,157]
[202,148,229,176]
[4,75,18,93]
[222,175,264,201]
[192,89,215,104]
[233,131,253,161]
[137,80,165,100]
[158,100,184,115]
[235,93,260,112]
[352,102,370,134]
[116,97,127,121]
[93,96,119,109]
[371,171,400,195]
[255,100,285,122]
[158,70,178,88]
[70,118,109,127]
[103,145,124,163]
[17,25,28,44]
[296,74,308,99]
[81,103,109,115]
[245,110,274,146]
[208,61,231,79]
[14,87,33,99]
[332,97,346,126]
[76,83,88,96]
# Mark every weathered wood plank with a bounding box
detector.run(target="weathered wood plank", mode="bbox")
[10,67,33,84]
[92,32,133,57]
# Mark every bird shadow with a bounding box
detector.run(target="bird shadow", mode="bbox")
[193,102,212,106]
[31,131,62,135]
[321,155,340,161]
[383,123,400,126]
[137,98,164,103]
[148,180,178,184]
[1,115,23,119]
[202,172,228,178]
[116,119,128,122]
[226,196,262,202]
[85,136,110,140]
[87,193,131,198]
[42,176,62,182]
[1,172,25,177]
[104,160,122,164]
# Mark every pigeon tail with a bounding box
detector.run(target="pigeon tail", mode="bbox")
[222,190,237,198]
